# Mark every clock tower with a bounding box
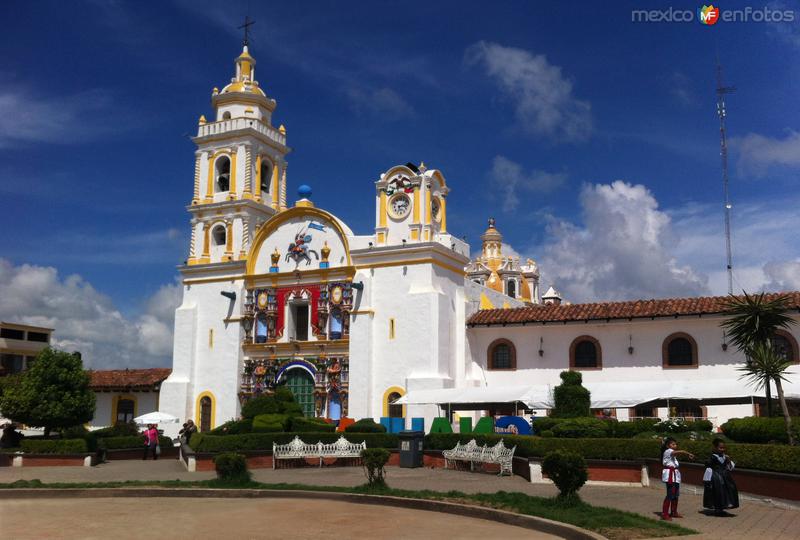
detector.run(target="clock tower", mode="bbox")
[374,163,448,246]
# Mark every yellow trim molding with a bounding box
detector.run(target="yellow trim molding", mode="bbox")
[382,386,406,418]
[356,257,466,276]
[247,206,353,275]
[195,391,217,431]
[110,394,138,426]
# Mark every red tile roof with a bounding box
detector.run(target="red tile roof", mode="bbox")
[88,368,171,390]
[467,292,800,326]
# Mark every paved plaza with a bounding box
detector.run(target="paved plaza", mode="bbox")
[1,460,798,539]
[1,497,558,540]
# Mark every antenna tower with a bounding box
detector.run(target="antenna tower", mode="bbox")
[716,61,735,295]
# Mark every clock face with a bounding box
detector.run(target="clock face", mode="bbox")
[388,193,411,219]
[331,286,343,305]
[257,291,268,309]
[431,197,442,222]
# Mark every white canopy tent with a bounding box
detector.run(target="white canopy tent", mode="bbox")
[392,379,800,410]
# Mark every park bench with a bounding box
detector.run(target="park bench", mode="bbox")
[272,435,366,469]
[442,438,516,476]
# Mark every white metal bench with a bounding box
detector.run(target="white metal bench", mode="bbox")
[443,438,516,476]
[272,435,366,469]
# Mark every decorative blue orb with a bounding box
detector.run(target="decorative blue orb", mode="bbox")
[298,185,312,198]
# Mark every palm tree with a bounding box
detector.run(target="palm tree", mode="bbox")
[738,341,795,445]
[722,291,797,443]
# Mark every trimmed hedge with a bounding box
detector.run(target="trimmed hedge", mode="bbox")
[531,417,711,438]
[290,417,336,433]
[424,433,800,475]
[96,435,172,450]
[252,414,290,433]
[189,432,399,453]
[345,418,386,433]
[551,418,611,438]
[720,417,800,444]
[209,418,253,435]
[20,438,88,454]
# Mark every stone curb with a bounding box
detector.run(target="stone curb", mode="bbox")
[0,488,607,540]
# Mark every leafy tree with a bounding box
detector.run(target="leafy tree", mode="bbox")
[722,292,795,419]
[552,371,591,418]
[738,341,795,445]
[541,450,588,502]
[0,348,95,437]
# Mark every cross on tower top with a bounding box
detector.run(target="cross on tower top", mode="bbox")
[238,15,256,46]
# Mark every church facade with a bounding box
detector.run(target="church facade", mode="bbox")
[160,45,800,435]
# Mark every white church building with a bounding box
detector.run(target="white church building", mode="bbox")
[159,44,800,434]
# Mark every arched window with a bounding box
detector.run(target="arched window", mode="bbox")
[387,392,403,418]
[487,338,516,370]
[199,396,212,432]
[260,161,271,194]
[506,280,516,298]
[570,336,602,369]
[215,156,231,192]
[222,111,231,120]
[662,333,698,368]
[212,225,226,246]
[772,330,798,363]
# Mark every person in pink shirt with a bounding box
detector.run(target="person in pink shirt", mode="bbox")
[142,424,159,460]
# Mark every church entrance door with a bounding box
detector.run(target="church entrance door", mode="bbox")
[285,368,315,417]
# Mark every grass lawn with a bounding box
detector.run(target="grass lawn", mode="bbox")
[0,478,695,539]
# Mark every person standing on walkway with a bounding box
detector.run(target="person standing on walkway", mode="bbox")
[179,419,197,444]
[660,437,694,521]
[142,424,159,460]
[703,438,739,516]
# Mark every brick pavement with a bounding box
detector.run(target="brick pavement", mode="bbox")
[1,460,798,539]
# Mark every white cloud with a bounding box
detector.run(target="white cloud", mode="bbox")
[763,260,800,291]
[344,86,415,119]
[0,259,180,369]
[490,156,566,212]
[732,130,800,176]
[536,181,708,301]
[466,41,592,142]
[0,88,121,148]
[669,71,696,106]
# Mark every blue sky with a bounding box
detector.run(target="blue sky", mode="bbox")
[1,1,799,368]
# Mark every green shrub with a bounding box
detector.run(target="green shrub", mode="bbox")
[209,418,253,435]
[552,371,591,418]
[542,451,588,501]
[290,417,335,432]
[20,438,88,454]
[96,435,172,450]
[345,418,387,433]
[530,417,562,433]
[540,430,555,438]
[189,432,399,453]
[241,395,282,418]
[612,419,660,438]
[59,425,90,439]
[213,452,251,483]
[274,387,295,402]
[720,416,800,444]
[361,448,390,486]
[252,414,290,433]
[551,418,611,438]
[92,422,140,438]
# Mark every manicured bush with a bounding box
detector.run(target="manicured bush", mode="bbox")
[345,418,387,433]
[424,433,800,475]
[290,417,336,432]
[189,432,399,453]
[20,438,88,454]
[252,413,290,433]
[91,422,140,438]
[96,435,172,450]
[540,430,555,438]
[213,452,251,483]
[209,418,253,435]
[552,371,591,418]
[720,416,800,444]
[361,448,390,486]
[551,418,611,438]
[530,417,562,433]
[542,451,588,500]
[611,418,660,438]
[241,395,281,418]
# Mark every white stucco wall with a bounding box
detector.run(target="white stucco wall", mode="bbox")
[90,391,159,428]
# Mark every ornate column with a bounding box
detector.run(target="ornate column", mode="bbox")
[192,153,202,205]
[228,147,238,200]
[224,220,234,260]
[239,217,250,260]
[204,154,215,203]
[271,160,281,210]
[199,222,210,263]
[243,145,253,199]
[188,219,198,264]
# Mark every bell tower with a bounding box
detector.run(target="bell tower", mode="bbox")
[186,43,291,266]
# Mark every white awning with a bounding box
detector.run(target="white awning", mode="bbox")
[393,378,800,410]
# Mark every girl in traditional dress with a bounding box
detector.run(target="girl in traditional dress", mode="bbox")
[703,438,739,516]
[660,437,694,520]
